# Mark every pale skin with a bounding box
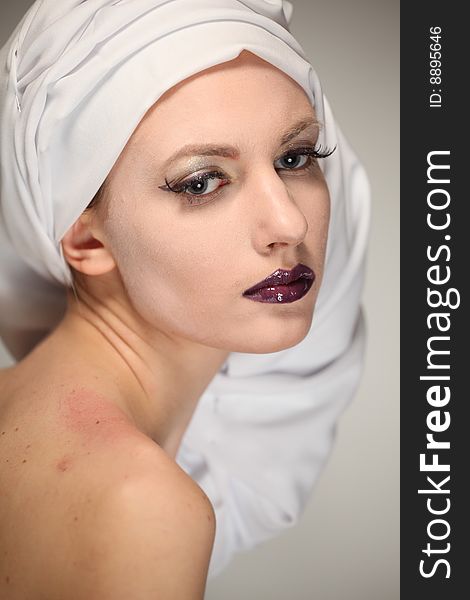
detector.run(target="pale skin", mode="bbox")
[0,50,330,598]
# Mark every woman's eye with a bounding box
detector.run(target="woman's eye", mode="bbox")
[160,171,229,205]
[182,174,223,196]
[275,146,336,171]
[274,153,310,170]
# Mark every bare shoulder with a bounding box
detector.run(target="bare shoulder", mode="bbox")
[0,375,215,600]
[61,454,216,600]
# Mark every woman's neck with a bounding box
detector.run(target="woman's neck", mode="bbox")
[36,289,229,458]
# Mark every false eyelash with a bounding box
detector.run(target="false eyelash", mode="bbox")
[284,144,337,160]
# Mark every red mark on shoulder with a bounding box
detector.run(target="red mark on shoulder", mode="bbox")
[57,387,136,446]
[56,455,73,472]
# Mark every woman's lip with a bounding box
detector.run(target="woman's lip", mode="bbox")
[242,263,315,296]
[242,277,314,303]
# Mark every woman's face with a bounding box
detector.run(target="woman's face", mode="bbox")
[95,50,330,353]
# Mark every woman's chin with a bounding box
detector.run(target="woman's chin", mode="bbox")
[228,319,313,354]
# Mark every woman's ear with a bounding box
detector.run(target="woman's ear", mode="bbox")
[61,212,116,276]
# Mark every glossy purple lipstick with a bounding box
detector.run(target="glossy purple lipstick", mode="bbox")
[242,263,315,304]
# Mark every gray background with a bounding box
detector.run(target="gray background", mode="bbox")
[0,1,399,598]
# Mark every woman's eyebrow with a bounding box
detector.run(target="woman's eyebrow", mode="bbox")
[161,117,320,169]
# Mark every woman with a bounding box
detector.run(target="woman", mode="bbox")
[0,0,370,597]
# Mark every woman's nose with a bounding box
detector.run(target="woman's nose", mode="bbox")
[247,166,308,253]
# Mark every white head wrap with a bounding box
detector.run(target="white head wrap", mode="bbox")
[0,0,370,578]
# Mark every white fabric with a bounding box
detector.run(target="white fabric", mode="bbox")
[0,0,371,579]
